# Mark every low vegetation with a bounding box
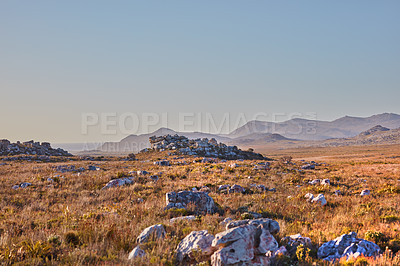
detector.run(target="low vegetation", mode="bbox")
[1,145,400,265]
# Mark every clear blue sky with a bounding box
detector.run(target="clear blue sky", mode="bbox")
[1,1,399,142]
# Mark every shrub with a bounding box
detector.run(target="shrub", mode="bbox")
[64,231,80,247]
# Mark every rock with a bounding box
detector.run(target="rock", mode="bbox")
[220,217,233,226]
[309,179,321,185]
[257,225,279,254]
[256,185,266,192]
[274,246,288,256]
[211,237,254,265]
[281,234,312,256]
[153,160,170,166]
[165,191,217,214]
[211,221,280,265]
[318,232,381,261]
[88,165,100,171]
[225,218,280,234]
[321,179,331,185]
[311,194,327,206]
[218,185,230,191]
[304,193,314,201]
[212,225,257,265]
[150,175,159,182]
[128,246,145,259]
[136,170,149,176]
[136,224,166,244]
[302,164,315,170]
[12,182,32,189]
[360,189,371,196]
[101,177,134,190]
[229,184,245,193]
[170,215,196,224]
[175,230,215,263]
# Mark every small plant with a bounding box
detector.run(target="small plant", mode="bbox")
[64,231,80,247]
[296,244,311,262]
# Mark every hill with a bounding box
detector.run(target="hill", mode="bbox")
[229,113,400,140]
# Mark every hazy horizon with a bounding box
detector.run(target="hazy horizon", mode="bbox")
[2,1,400,143]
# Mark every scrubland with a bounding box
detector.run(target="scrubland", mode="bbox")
[0,145,400,265]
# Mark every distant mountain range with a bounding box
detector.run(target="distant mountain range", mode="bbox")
[229,113,400,140]
[97,113,400,153]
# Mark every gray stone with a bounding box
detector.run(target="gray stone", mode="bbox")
[165,191,217,214]
[317,232,381,261]
[128,246,145,259]
[136,224,166,244]
[175,230,215,263]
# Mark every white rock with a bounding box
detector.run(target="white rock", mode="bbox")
[311,194,327,206]
[321,179,331,185]
[175,230,215,263]
[128,246,145,259]
[136,224,166,244]
[360,189,370,196]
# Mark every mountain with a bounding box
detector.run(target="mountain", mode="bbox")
[317,126,400,147]
[228,133,293,146]
[97,113,400,154]
[100,128,231,153]
[229,113,400,140]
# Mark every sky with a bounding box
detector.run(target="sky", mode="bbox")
[1,1,399,143]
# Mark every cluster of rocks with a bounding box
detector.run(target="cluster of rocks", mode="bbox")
[305,193,327,206]
[149,134,266,160]
[128,221,382,264]
[0,140,71,157]
[126,189,382,264]
[54,165,100,173]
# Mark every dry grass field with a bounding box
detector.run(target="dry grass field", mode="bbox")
[1,145,400,265]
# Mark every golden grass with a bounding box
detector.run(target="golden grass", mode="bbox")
[0,146,399,265]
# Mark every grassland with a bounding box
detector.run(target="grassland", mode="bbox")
[0,145,400,265]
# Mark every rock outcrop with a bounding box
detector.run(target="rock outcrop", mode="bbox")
[175,218,282,265]
[0,140,71,156]
[165,191,217,214]
[317,232,381,261]
[149,134,266,160]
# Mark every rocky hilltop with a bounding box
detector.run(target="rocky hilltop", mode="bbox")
[148,134,266,160]
[0,139,71,156]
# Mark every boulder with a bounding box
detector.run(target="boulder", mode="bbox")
[211,221,280,265]
[165,191,217,214]
[317,232,381,261]
[311,194,327,206]
[229,184,245,193]
[128,246,145,259]
[225,218,280,234]
[136,224,166,244]
[175,230,215,263]
[101,177,134,190]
